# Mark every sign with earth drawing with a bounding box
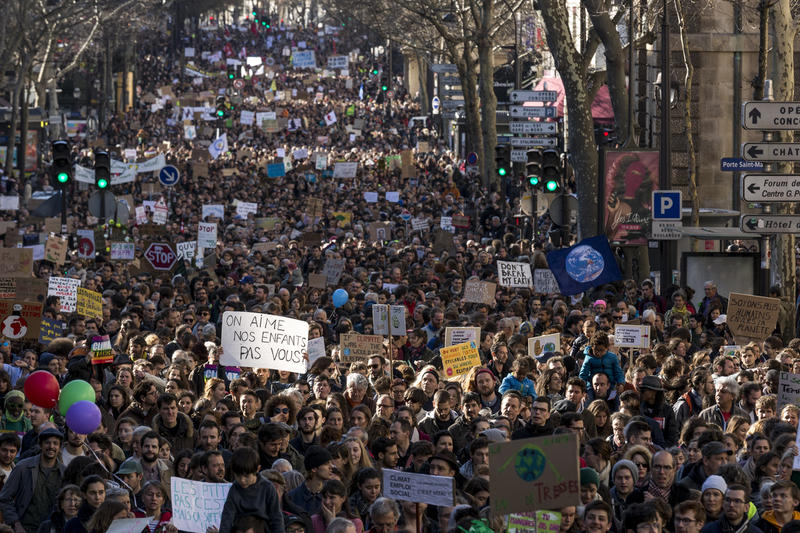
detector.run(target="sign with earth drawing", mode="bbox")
[489,433,580,515]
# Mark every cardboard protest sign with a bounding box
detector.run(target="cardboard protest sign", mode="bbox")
[726,293,781,342]
[339,333,383,362]
[198,222,218,249]
[528,334,560,357]
[308,273,327,289]
[306,198,324,217]
[44,236,68,265]
[110,242,135,261]
[171,478,232,533]
[105,518,152,533]
[382,469,455,506]
[11,278,47,302]
[0,301,43,340]
[220,311,308,373]
[507,511,562,533]
[367,222,392,242]
[307,336,326,364]
[372,304,389,335]
[76,288,103,319]
[90,335,114,365]
[463,280,496,305]
[323,258,345,285]
[445,327,481,347]
[613,325,651,348]
[432,230,456,256]
[722,345,740,357]
[498,261,533,288]
[39,317,64,345]
[390,305,406,336]
[0,279,14,299]
[47,277,79,313]
[333,162,358,178]
[440,341,481,378]
[489,433,580,515]
[778,371,800,411]
[534,269,559,294]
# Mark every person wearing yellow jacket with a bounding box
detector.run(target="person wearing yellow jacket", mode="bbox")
[755,481,800,533]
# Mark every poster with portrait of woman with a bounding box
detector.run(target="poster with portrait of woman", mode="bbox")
[603,150,659,245]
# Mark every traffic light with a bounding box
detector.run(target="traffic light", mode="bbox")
[594,124,616,146]
[371,66,379,76]
[226,64,236,80]
[216,96,227,118]
[50,140,71,188]
[380,72,389,92]
[542,150,562,192]
[526,149,542,187]
[94,151,110,189]
[495,145,510,177]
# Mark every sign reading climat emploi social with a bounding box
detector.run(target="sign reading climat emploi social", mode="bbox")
[221,311,308,373]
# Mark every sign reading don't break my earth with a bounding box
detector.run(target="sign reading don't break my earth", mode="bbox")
[221,311,308,373]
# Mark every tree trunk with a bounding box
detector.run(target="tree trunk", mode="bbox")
[4,71,22,177]
[768,0,795,332]
[583,0,629,142]
[540,0,599,238]
[477,8,497,193]
[673,0,699,232]
[753,0,769,99]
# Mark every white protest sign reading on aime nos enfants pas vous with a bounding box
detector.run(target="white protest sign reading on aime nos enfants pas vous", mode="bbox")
[221,311,308,373]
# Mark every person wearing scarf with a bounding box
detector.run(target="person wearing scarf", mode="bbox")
[665,290,692,332]
[0,390,32,435]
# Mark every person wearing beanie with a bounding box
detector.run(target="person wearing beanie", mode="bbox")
[610,460,638,522]
[0,390,31,434]
[580,467,601,506]
[288,445,334,516]
[700,475,728,523]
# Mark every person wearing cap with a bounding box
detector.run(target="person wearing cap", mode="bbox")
[638,376,678,447]
[698,376,747,431]
[0,391,31,435]
[287,445,334,515]
[678,442,734,492]
[0,427,65,533]
[117,458,144,510]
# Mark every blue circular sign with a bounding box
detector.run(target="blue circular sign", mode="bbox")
[467,152,478,165]
[158,165,181,187]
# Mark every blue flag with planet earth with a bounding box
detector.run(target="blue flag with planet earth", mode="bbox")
[545,235,622,295]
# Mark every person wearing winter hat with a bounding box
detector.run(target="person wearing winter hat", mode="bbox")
[287,445,334,515]
[610,460,638,522]
[700,475,728,523]
[580,467,601,506]
[0,390,31,434]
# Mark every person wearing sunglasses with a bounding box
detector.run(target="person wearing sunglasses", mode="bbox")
[265,394,298,425]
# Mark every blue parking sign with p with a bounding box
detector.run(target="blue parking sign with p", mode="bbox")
[652,191,682,220]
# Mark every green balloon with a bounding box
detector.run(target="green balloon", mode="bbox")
[58,380,95,415]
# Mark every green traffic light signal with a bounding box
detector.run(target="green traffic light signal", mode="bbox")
[529,176,540,186]
[545,180,558,192]
[381,84,388,91]
[252,10,257,15]
[217,110,225,117]
[97,178,108,189]
[262,21,267,26]
[228,73,234,79]
[497,167,507,176]
[57,172,69,184]
[372,69,379,75]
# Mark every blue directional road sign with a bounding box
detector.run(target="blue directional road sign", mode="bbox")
[158,165,181,187]
[652,190,682,220]
[720,158,763,172]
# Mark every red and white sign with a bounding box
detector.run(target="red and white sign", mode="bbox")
[144,243,177,271]
[76,229,95,259]
[233,79,245,90]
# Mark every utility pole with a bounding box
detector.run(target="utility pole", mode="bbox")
[659,0,673,294]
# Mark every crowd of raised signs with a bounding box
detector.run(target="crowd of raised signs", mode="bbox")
[1,6,800,533]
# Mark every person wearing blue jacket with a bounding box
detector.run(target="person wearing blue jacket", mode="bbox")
[578,331,625,388]
[499,357,537,399]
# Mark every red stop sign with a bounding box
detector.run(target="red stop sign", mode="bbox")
[145,243,177,271]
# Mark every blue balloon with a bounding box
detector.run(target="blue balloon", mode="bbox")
[332,288,349,308]
[65,400,101,435]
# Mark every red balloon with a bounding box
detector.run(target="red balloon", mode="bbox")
[24,370,60,409]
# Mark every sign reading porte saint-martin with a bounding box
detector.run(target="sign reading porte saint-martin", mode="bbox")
[742,102,800,130]
[741,174,800,202]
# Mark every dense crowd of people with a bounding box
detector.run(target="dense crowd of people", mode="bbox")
[2,5,800,533]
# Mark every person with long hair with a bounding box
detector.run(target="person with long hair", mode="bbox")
[133,480,172,530]
[535,368,564,403]
[311,480,364,533]
[587,400,612,439]
[265,393,299,426]
[341,437,373,480]
[104,385,131,420]
[203,378,227,404]
[87,501,134,533]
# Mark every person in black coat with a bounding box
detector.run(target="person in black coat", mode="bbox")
[512,396,555,440]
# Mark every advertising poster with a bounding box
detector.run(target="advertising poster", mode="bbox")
[603,150,659,245]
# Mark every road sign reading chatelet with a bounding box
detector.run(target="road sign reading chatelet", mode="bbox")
[509,122,557,134]
[742,142,800,161]
[740,215,800,233]
[741,174,800,202]
[742,101,800,130]
[509,90,558,103]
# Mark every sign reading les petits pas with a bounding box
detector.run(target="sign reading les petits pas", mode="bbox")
[489,433,580,515]
[726,292,781,341]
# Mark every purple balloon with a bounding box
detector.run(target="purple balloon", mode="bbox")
[65,400,101,435]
